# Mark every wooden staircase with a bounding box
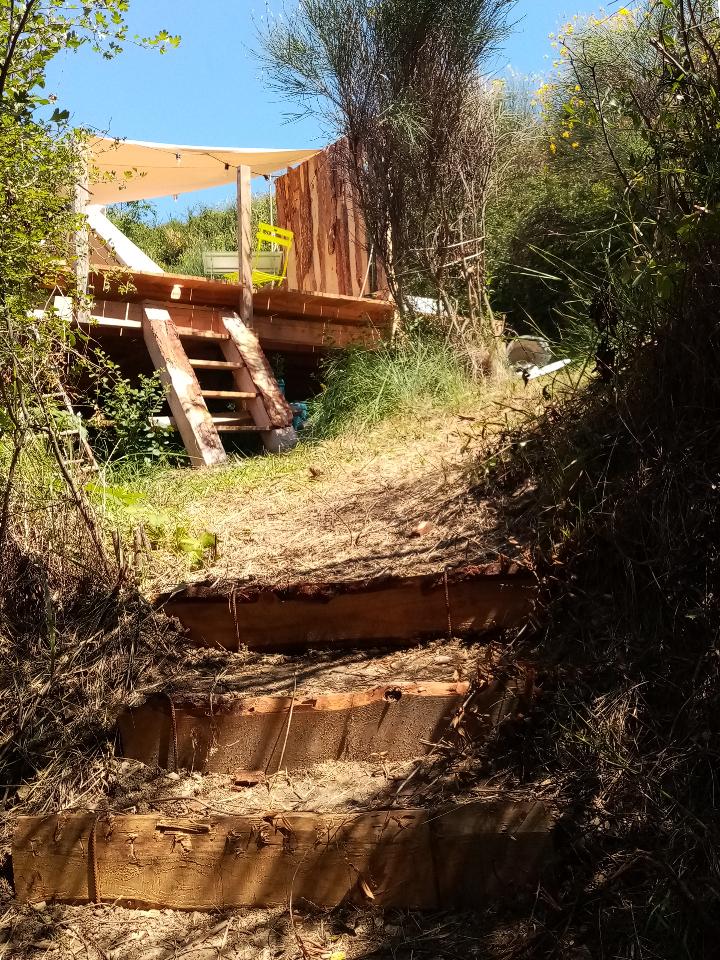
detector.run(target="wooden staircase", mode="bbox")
[141,303,296,466]
[12,562,554,912]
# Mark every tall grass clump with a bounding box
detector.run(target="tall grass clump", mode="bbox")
[307,332,483,437]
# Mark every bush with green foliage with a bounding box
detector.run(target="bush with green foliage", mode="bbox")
[90,356,177,465]
[108,193,274,276]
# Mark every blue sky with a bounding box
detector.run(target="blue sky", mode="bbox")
[47,0,607,215]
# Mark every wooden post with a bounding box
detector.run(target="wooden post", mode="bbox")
[236,165,254,325]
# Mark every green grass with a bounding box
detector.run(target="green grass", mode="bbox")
[307,333,484,437]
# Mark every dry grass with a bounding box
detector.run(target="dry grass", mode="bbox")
[1,899,535,960]
[101,377,555,596]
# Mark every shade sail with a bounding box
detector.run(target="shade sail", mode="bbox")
[88,136,320,205]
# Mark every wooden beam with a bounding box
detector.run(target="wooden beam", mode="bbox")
[13,802,553,910]
[156,562,538,652]
[221,312,293,429]
[141,305,226,468]
[237,165,254,326]
[81,298,384,353]
[83,269,394,326]
[117,680,515,773]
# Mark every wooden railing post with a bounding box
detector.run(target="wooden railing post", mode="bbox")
[236,165,254,325]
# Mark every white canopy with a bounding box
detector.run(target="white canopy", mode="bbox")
[88,136,319,205]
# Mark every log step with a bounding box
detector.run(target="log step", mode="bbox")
[200,389,257,400]
[117,679,521,773]
[13,802,553,910]
[189,359,244,370]
[157,561,538,652]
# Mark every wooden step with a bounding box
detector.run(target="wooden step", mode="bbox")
[13,801,553,910]
[156,561,538,652]
[214,423,258,433]
[175,326,229,341]
[117,678,524,774]
[200,389,257,400]
[152,415,256,433]
[189,359,244,370]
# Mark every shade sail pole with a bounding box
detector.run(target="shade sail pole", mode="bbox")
[237,165,254,326]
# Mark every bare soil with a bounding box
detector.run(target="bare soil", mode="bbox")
[1,898,533,959]
[144,403,542,596]
[159,637,496,702]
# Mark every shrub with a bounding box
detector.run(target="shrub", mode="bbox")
[90,356,177,464]
[108,194,274,276]
[307,331,482,436]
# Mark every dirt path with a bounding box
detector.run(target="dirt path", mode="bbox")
[144,405,538,595]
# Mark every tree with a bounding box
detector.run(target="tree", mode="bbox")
[260,0,513,347]
[0,3,178,551]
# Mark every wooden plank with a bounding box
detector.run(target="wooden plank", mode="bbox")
[189,359,244,370]
[236,165,254,326]
[254,286,393,325]
[81,299,383,352]
[157,562,537,652]
[117,680,512,773]
[200,389,257,400]
[88,270,243,310]
[85,269,394,326]
[275,141,390,299]
[87,207,164,274]
[72,144,90,297]
[142,305,226,468]
[13,802,553,910]
[221,313,294,429]
[251,314,382,350]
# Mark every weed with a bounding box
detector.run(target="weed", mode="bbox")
[307,332,484,437]
[90,354,179,465]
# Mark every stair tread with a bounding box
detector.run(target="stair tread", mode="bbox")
[189,359,244,370]
[201,389,257,399]
[175,325,229,340]
[210,415,255,423]
[152,415,256,433]
[214,424,259,433]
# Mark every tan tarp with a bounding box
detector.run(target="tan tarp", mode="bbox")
[88,136,320,205]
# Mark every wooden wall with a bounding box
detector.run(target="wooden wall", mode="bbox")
[276,141,386,299]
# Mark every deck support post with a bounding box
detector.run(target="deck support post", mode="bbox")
[72,142,90,320]
[236,165,254,326]
[237,165,297,454]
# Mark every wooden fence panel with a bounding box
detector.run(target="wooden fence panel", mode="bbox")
[276,142,385,299]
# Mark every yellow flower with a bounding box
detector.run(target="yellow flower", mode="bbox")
[571,142,580,149]
[562,130,571,139]
[550,142,557,155]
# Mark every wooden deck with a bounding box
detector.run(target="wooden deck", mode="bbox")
[85,268,394,353]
